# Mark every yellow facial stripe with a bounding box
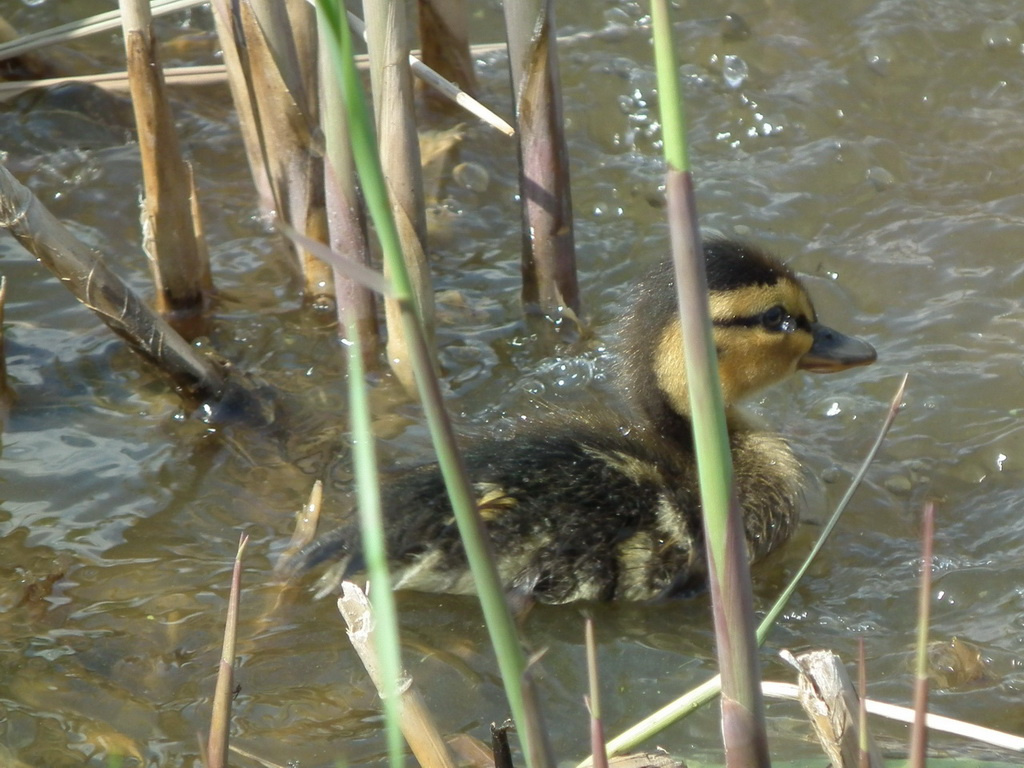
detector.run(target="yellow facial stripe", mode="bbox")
[708,279,816,323]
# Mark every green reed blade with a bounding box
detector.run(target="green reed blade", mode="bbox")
[343,299,404,768]
[315,4,553,767]
[650,2,769,765]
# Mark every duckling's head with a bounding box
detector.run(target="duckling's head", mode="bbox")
[618,240,876,433]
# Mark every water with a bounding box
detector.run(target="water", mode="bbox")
[2,0,1024,765]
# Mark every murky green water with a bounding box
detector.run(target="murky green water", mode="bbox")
[2,0,1024,765]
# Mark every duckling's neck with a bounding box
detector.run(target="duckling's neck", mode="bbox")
[636,392,694,446]
[636,392,746,448]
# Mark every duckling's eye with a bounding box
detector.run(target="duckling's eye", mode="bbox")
[760,306,788,331]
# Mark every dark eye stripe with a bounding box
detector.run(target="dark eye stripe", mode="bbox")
[715,312,811,332]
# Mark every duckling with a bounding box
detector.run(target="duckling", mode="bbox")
[304,240,876,603]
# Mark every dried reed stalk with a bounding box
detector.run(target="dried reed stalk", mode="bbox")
[338,582,457,768]
[219,0,335,307]
[207,534,249,768]
[209,0,274,213]
[362,0,434,391]
[319,28,379,361]
[119,0,211,329]
[503,0,579,317]
[781,650,884,767]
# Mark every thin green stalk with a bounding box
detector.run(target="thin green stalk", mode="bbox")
[344,300,404,768]
[650,2,768,765]
[909,501,935,768]
[755,373,908,639]
[315,5,552,767]
[585,617,608,768]
[858,639,870,768]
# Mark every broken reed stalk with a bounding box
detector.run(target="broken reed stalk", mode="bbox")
[277,480,324,568]
[761,680,1024,754]
[909,501,936,768]
[207,533,249,768]
[0,162,270,420]
[781,649,884,767]
[319,22,380,363]
[417,0,477,107]
[339,583,458,768]
[502,0,579,317]
[649,2,768,766]
[118,0,211,330]
[361,0,435,392]
[315,5,553,766]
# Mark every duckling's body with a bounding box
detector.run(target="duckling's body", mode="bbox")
[305,241,876,603]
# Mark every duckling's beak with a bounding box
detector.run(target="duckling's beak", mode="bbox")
[799,322,877,373]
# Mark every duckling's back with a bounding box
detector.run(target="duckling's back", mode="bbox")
[304,414,802,603]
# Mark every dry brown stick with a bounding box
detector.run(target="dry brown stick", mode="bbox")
[118,0,211,327]
[207,533,250,768]
[780,650,885,768]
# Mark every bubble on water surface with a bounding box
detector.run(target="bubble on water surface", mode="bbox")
[863,40,895,76]
[722,55,748,90]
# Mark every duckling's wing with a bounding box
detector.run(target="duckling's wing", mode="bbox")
[300,421,716,603]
